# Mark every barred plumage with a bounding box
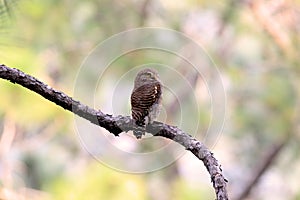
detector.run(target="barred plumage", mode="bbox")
[131,68,162,138]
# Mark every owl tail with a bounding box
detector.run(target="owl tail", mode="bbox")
[133,124,146,139]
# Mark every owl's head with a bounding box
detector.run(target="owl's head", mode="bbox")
[134,68,160,88]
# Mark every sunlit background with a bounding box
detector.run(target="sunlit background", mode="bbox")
[0,0,300,199]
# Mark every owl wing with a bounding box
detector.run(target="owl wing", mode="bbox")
[131,82,162,126]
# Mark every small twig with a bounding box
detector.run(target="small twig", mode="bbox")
[248,0,292,55]
[139,0,151,26]
[166,70,199,117]
[0,64,229,200]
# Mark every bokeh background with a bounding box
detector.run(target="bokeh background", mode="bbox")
[0,0,300,199]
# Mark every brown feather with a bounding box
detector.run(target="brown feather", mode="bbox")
[131,82,161,126]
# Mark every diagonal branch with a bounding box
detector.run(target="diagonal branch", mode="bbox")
[234,136,290,200]
[0,64,228,200]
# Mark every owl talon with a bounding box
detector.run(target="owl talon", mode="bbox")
[133,125,145,139]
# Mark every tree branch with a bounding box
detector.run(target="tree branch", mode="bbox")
[0,64,229,200]
[234,136,290,200]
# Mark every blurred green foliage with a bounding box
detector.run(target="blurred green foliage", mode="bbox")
[0,0,300,200]
[46,162,146,200]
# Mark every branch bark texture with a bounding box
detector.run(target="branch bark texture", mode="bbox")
[0,64,229,200]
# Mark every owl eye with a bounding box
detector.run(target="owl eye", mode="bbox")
[147,72,153,77]
[142,73,150,78]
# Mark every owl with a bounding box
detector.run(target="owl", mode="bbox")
[131,68,162,139]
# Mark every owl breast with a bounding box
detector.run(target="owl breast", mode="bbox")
[131,82,162,126]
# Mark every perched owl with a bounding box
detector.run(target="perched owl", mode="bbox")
[131,68,162,139]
